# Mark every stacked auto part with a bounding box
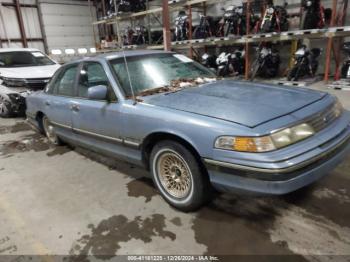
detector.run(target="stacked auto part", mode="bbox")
[104,0,146,18]
[94,0,348,84]
[341,42,350,80]
[288,45,322,81]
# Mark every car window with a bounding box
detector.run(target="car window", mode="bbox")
[110,53,215,97]
[78,62,117,101]
[45,67,64,94]
[53,64,78,97]
[0,51,55,67]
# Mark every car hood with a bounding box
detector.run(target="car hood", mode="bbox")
[0,64,60,79]
[143,80,327,128]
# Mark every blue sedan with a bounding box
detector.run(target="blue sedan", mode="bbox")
[26,50,350,211]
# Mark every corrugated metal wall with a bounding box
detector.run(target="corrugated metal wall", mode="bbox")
[0,0,98,52]
[39,0,97,50]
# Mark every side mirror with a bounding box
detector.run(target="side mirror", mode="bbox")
[88,85,108,100]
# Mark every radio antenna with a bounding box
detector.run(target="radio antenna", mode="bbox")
[121,48,137,105]
[114,0,137,105]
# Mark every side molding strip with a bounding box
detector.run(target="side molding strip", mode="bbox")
[51,121,140,148]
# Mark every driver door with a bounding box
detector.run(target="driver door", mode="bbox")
[70,61,124,154]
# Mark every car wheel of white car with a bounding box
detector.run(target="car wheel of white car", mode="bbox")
[150,140,211,211]
[42,116,61,145]
[0,94,13,118]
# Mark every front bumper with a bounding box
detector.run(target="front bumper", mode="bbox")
[204,124,350,195]
[0,85,31,114]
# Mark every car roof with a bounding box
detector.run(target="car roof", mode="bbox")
[63,50,174,66]
[97,50,174,60]
[0,48,41,53]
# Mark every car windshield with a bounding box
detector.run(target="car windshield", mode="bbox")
[110,53,216,97]
[0,51,55,68]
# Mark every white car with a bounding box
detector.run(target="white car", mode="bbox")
[0,48,60,117]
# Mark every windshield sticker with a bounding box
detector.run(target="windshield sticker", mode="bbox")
[173,54,193,63]
[31,52,45,57]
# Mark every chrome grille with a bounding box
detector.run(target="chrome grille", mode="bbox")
[307,102,342,132]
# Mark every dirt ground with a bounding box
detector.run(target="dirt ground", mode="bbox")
[0,82,349,262]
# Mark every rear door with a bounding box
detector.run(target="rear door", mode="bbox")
[44,64,79,139]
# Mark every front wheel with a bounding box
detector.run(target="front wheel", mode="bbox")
[287,66,299,81]
[150,140,212,211]
[42,115,62,145]
[250,60,262,80]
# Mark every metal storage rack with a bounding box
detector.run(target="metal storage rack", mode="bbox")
[90,0,350,82]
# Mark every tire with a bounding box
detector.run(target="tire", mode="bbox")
[250,60,262,80]
[150,140,212,211]
[311,61,319,76]
[280,21,289,31]
[341,64,350,79]
[261,20,272,33]
[0,94,14,118]
[41,115,62,145]
[287,66,298,81]
[193,27,200,39]
[303,12,317,29]
[224,23,231,37]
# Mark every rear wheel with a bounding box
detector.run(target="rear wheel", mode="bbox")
[287,66,299,81]
[150,140,211,211]
[0,94,14,118]
[250,60,262,80]
[42,115,62,145]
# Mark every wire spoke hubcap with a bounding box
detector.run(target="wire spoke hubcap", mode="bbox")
[157,151,192,199]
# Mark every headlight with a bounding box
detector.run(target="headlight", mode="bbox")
[271,123,315,149]
[215,123,315,153]
[333,99,343,118]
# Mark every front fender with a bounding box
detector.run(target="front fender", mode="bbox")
[120,101,254,160]
[142,128,201,156]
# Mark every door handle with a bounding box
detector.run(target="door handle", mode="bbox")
[70,104,80,112]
